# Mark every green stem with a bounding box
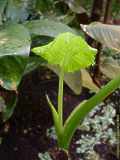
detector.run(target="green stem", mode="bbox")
[58,69,64,128]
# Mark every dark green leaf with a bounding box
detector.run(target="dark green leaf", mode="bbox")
[0,23,31,57]
[0,56,27,90]
[24,19,77,37]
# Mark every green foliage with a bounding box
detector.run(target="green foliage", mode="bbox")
[0,23,31,90]
[0,0,119,153]
[32,32,96,72]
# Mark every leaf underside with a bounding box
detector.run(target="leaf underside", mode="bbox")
[81,23,120,51]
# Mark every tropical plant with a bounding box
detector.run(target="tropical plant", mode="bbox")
[32,32,120,150]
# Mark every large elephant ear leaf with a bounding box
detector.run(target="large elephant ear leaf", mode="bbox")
[24,19,77,38]
[32,32,96,73]
[81,23,120,52]
[0,56,28,91]
[0,23,31,90]
[0,23,31,57]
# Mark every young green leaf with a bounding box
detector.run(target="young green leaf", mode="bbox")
[32,32,97,72]
[46,95,63,145]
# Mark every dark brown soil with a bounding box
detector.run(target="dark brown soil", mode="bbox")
[0,69,119,160]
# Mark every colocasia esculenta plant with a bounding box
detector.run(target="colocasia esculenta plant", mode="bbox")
[32,32,120,150]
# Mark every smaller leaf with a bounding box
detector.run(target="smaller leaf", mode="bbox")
[32,32,96,72]
[46,95,63,140]
[47,64,81,95]
[81,23,120,51]
[100,57,120,79]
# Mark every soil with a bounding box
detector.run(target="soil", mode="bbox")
[0,68,119,160]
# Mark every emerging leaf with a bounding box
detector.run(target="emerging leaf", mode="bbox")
[32,32,96,72]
